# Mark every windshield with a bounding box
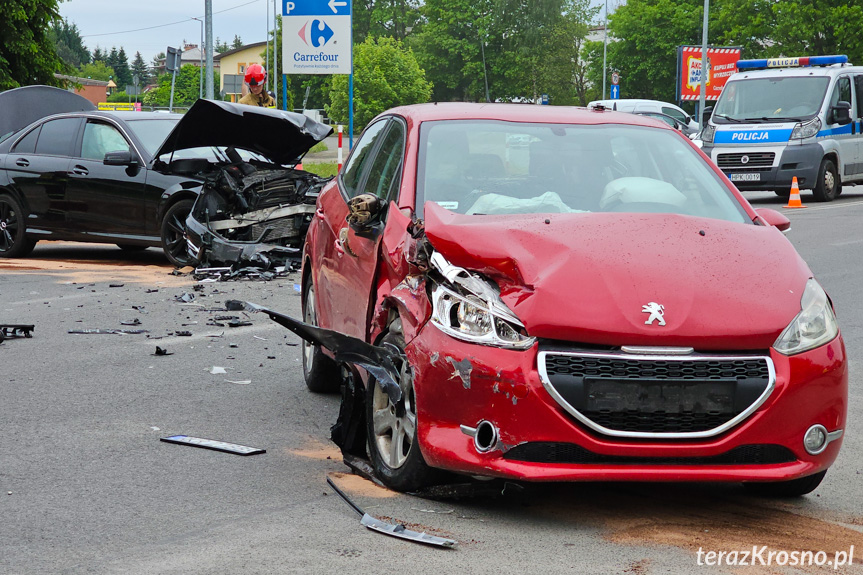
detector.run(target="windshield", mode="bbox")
[124,118,181,156]
[713,76,830,122]
[417,120,749,223]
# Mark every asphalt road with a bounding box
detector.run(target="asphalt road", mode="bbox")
[1,187,862,574]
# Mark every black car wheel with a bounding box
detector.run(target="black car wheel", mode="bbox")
[0,194,37,258]
[743,470,827,497]
[302,275,342,393]
[160,199,195,267]
[812,158,839,202]
[365,323,438,492]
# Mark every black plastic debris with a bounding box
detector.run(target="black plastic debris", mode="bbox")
[68,328,149,335]
[225,300,245,311]
[131,305,148,314]
[146,288,159,293]
[326,477,456,548]
[160,435,265,455]
[215,316,238,321]
[120,318,142,326]
[227,320,253,328]
[175,293,196,303]
[153,346,173,356]
[109,283,124,288]
[174,331,192,337]
[0,324,34,342]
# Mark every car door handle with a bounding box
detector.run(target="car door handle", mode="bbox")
[70,166,89,176]
[15,159,29,167]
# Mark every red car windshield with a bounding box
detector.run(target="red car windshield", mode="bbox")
[417,120,749,223]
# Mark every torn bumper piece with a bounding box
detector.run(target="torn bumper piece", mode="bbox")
[326,477,456,548]
[238,301,406,417]
[0,324,34,342]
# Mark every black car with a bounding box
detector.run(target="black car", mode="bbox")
[0,99,331,267]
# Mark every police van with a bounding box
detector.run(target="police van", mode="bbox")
[701,55,863,201]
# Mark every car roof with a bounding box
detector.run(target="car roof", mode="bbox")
[381,102,669,129]
[729,65,863,80]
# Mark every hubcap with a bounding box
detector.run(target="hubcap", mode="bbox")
[824,170,836,193]
[372,355,416,469]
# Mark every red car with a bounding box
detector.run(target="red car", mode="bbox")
[298,103,847,495]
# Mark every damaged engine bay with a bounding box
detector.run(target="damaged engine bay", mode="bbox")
[185,149,332,270]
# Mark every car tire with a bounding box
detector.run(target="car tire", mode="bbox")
[160,199,195,268]
[743,470,827,497]
[117,244,148,252]
[812,159,839,202]
[0,194,37,258]
[366,325,438,492]
[302,275,342,393]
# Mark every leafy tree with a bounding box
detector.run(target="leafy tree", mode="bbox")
[77,60,115,82]
[353,0,422,43]
[327,36,431,127]
[50,18,90,68]
[0,0,69,90]
[130,51,150,86]
[142,64,219,108]
[151,51,165,73]
[232,35,243,49]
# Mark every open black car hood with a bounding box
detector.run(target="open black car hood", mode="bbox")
[154,99,333,165]
[0,85,95,139]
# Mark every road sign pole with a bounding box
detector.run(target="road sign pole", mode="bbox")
[349,73,354,149]
[282,74,288,110]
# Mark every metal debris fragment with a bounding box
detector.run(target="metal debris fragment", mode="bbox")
[68,328,149,335]
[326,477,457,548]
[160,435,265,455]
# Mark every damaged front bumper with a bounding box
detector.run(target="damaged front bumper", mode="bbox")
[408,324,847,484]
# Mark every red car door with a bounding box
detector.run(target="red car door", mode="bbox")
[314,117,406,341]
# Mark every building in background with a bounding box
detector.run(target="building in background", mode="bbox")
[54,74,109,105]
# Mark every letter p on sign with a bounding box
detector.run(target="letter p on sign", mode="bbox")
[284,1,295,13]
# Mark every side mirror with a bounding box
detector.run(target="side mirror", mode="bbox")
[346,193,384,232]
[104,150,136,166]
[831,101,851,125]
[755,208,791,234]
[702,106,714,125]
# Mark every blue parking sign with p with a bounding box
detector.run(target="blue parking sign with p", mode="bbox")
[283,0,351,15]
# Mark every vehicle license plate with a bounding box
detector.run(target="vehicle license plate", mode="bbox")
[730,172,760,182]
[585,379,735,413]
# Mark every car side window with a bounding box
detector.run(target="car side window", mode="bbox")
[855,75,863,119]
[341,119,388,199]
[12,126,40,154]
[34,118,80,156]
[662,107,687,124]
[82,121,130,160]
[829,77,852,117]
[362,121,405,202]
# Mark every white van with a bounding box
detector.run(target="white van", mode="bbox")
[701,55,863,201]
[587,98,698,131]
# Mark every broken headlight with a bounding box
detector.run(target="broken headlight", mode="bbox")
[773,279,839,355]
[429,252,535,350]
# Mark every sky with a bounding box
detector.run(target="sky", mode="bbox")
[59,0,278,65]
[59,0,614,67]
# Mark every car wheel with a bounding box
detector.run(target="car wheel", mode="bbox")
[160,199,195,267]
[302,275,342,393]
[812,159,839,202]
[117,244,148,252]
[0,194,37,258]
[366,326,437,491]
[743,470,827,497]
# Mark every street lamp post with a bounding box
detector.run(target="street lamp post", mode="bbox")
[191,17,203,99]
[602,0,608,99]
[699,0,709,128]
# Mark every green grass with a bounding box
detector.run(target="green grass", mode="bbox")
[308,141,329,153]
[302,162,338,177]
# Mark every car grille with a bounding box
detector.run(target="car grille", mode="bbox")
[251,217,302,242]
[504,443,796,465]
[717,152,775,169]
[539,350,774,438]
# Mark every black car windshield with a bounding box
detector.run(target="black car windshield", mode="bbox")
[713,77,830,122]
[125,118,181,157]
[417,120,749,223]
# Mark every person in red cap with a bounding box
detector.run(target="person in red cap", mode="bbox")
[238,63,275,108]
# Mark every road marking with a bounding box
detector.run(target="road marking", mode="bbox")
[7,292,109,306]
[136,322,290,345]
[830,238,863,247]
[787,199,863,212]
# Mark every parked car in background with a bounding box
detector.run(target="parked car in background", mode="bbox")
[296,103,846,497]
[0,99,331,267]
[589,98,698,131]
[633,111,698,137]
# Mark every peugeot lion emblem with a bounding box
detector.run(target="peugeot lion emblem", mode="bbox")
[642,302,666,326]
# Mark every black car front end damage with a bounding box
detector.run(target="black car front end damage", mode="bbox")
[152,99,333,269]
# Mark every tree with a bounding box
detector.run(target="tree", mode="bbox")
[232,35,243,49]
[113,47,132,88]
[0,0,69,90]
[353,0,422,43]
[142,64,219,108]
[92,46,106,63]
[50,18,90,69]
[151,51,165,73]
[130,51,150,88]
[327,37,432,127]
[215,37,230,53]
[77,61,115,82]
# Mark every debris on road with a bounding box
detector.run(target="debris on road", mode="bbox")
[175,293,196,303]
[225,379,251,385]
[153,346,173,356]
[326,477,456,548]
[160,435,266,455]
[68,328,149,335]
[120,318,142,326]
[0,324,34,343]
[209,366,227,374]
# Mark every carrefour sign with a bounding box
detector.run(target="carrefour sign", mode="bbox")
[283,0,352,75]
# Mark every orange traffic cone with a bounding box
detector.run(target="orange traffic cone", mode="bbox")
[295,162,303,171]
[783,176,807,209]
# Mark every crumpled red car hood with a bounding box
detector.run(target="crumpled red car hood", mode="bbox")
[422,202,811,350]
